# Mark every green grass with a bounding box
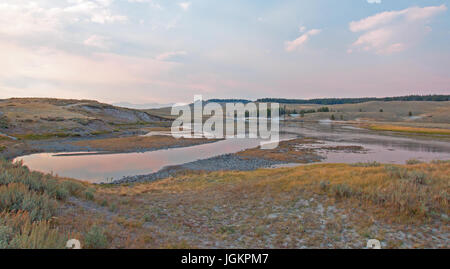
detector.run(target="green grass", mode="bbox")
[108,121,150,127]
[0,159,110,249]
[0,211,68,249]
[0,159,89,248]
[369,124,450,135]
[0,116,9,129]
[406,159,423,165]
[89,131,112,136]
[351,161,381,167]
[16,133,81,140]
[83,226,108,249]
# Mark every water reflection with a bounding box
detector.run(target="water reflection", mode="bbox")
[16,138,264,182]
[15,123,450,183]
[282,122,450,153]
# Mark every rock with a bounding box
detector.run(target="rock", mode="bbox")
[296,199,310,208]
[112,154,287,184]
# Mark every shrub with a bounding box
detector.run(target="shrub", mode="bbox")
[317,107,330,113]
[0,116,9,129]
[332,184,354,199]
[100,199,108,207]
[84,188,95,200]
[0,212,66,249]
[351,162,381,167]
[0,225,14,248]
[406,159,423,165]
[61,180,85,197]
[385,165,409,179]
[109,202,118,212]
[8,221,67,249]
[406,171,429,185]
[84,226,108,249]
[0,159,86,201]
[319,181,330,191]
[0,159,91,249]
[143,213,153,222]
[431,160,450,164]
[385,165,431,185]
[0,183,57,221]
[217,225,236,234]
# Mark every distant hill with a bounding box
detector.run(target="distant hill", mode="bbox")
[257,95,450,105]
[0,98,168,137]
[113,102,175,110]
[206,99,252,104]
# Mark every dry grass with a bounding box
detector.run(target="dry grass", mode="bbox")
[87,161,449,248]
[100,162,449,222]
[236,138,364,163]
[369,124,450,135]
[237,138,322,163]
[0,98,169,139]
[0,99,89,121]
[70,135,217,152]
[140,127,171,132]
[2,156,448,248]
[0,159,97,249]
[275,101,450,124]
[0,211,68,249]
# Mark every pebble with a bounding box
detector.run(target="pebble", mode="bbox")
[113,154,286,184]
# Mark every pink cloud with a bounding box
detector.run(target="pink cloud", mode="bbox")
[285,29,321,52]
[350,5,447,54]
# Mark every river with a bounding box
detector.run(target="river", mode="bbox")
[14,122,450,183]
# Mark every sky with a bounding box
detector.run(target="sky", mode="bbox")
[0,0,449,104]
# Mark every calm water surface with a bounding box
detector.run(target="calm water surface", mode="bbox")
[15,123,450,182]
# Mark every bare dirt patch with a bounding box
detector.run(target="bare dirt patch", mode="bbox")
[72,161,450,248]
[70,135,220,153]
[237,138,323,163]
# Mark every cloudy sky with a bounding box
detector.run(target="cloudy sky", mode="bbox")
[0,0,449,104]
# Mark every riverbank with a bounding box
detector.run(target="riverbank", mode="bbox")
[0,130,221,160]
[112,138,369,184]
[2,157,448,249]
[71,160,449,248]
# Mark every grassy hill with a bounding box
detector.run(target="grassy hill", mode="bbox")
[147,100,450,126]
[280,101,450,124]
[0,98,168,138]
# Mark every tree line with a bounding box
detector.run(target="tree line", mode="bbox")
[256,95,450,105]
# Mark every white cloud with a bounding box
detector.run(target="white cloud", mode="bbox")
[0,40,181,103]
[127,0,162,9]
[83,35,110,49]
[65,0,127,24]
[156,51,187,61]
[95,0,114,7]
[367,0,381,4]
[285,29,321,52]
[350,5,447,54]
[0,0,127,38]
[179,2,191,11]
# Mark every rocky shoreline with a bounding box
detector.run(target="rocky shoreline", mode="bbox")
[111,154,291,184]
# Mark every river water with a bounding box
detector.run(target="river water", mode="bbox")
[15,122,450,183]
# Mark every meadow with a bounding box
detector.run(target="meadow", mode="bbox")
[1,98,449,249]
[29,159,447,249]
[0,159,108,248]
